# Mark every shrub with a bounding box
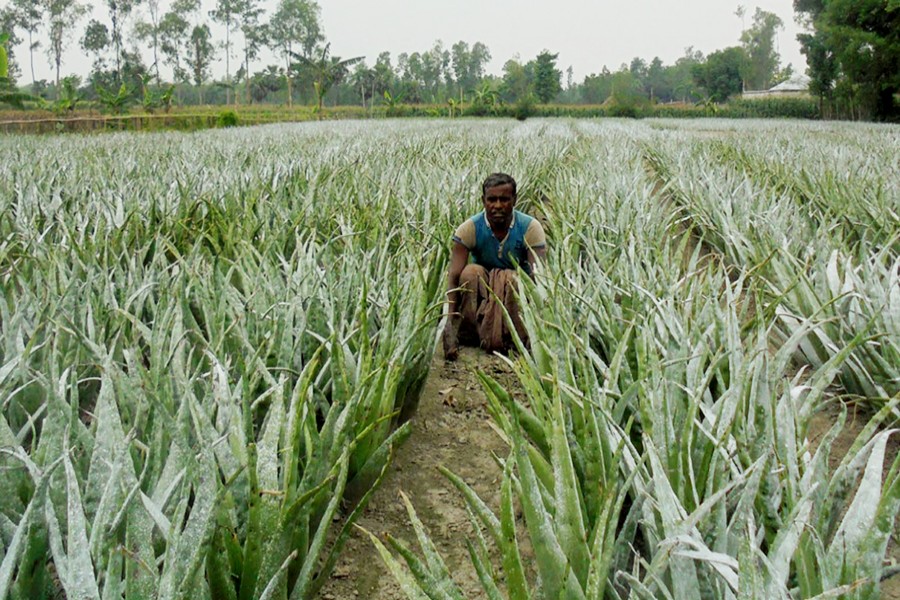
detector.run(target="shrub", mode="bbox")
[216,109,239,127]
[513,95,536,121]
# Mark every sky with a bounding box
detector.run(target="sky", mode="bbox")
[12,0,809,84]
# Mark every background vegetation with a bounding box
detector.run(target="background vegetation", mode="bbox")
[0,0,895,122]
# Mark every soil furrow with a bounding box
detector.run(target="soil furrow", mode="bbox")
[319,347,519,599]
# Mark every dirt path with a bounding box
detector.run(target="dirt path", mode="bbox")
[319,347,520,599]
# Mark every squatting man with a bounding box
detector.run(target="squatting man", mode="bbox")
[442,173,547,359]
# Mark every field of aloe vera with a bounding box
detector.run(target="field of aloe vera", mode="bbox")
[0,118,898,600]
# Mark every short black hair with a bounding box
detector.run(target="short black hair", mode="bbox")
[482,173,517,197]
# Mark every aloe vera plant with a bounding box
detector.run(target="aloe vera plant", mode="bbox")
[1,118,897,600]
[364,119,900,599]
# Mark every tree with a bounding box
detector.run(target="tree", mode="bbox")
[186,23,213,103]
[0,32,32,107]
[397,51,423,102]
[44,0,87,90]
[629,56,648,82]
[372,51,395,101]
[421,40,449,101]
[88,48,147,104]
[103,0,142,84]
[795,0,899,120]
[159,0,199,87]
[450,40,491,100]
[134,0,165,86]
[645,57,669,102]
[532,50,561,103]
[1,32,8,83]
[292,43,363,112]
[609,68,646,112]
[238,0,266,104]
[8,0,42,86]
[671,46,704,103]
[82,19,110,74]
[0,10,22,85]
[740,7,783,90]
[250,64,284,102]
[500,58,531,103]
[269,0,323,106]
[692,46,747,102]
[797,30,838,114]
[581,67,612,104]
[210,0,248,105]
[450,40,470,99]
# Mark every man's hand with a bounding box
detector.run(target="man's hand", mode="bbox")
[442,316,460,361]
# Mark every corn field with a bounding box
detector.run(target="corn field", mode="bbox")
[0,118,898,600]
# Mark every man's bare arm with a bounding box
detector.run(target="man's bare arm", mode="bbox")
[446,242,470,314]
[443,242,470,360]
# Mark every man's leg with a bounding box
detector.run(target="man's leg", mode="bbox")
[478,269,529,353]
[443,264,488,360]
[458,264,488,341]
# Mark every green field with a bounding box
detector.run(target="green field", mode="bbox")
[1,118,898,599]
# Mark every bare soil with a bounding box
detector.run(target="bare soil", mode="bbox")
[318,347,523,599]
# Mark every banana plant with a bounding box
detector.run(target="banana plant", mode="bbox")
[290,44,363,114]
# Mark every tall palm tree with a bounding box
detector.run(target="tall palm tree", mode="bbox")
[291,43,363,113]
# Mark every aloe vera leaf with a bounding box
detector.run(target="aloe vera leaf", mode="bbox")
[248,394,288,600]
[397,491,464,599]
[345,421,412,504]
[825,429,897,579]
[206,526,238,600]
[157,444,217,600]
[736,535,766,600]
[307,424,407,598]
[645,438,700,600]
[283,355,321,501]
[765,485,816,596]
[513,427,585,600]
[140,491,172,543]
[0,416,26,521]
[547,394,590,589]
[257,551,298,600]
[238,442,263,600]
[100,546,123,600]
[124,490,158,600]
[358,526,431,600]
[289,450,350,600]
[499,459,529,600]
[672,546,738,593]
[438,466,501,544]
[386,532,462,600]
[464,538,503,600]
[63,447,101,600]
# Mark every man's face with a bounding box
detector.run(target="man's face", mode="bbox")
[483,183,516,228]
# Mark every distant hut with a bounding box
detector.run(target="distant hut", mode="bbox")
[743,75,811,99]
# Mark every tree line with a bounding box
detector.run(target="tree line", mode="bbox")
[0,0,895,119]
[794,0,898,120]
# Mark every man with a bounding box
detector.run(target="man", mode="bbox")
[442,173,547,360]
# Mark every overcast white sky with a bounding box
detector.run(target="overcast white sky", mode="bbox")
[13,0,809,83]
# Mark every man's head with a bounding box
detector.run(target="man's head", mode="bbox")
[482,173,517,229]
[482,173,517,198]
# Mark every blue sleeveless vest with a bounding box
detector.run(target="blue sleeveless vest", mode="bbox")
[470,210,533,273]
